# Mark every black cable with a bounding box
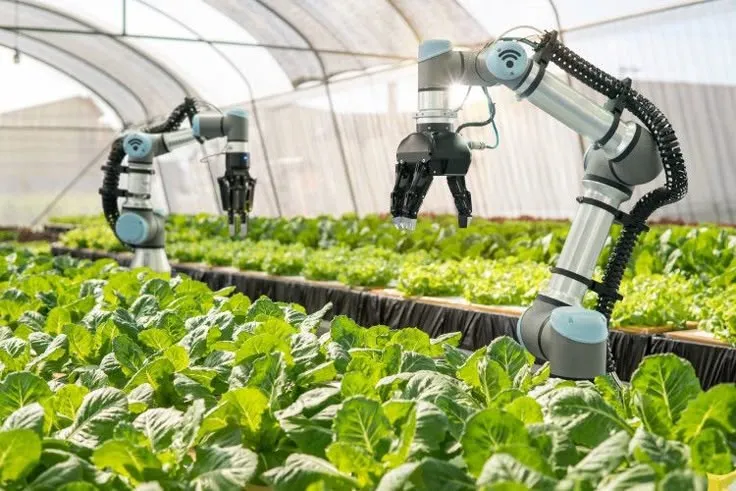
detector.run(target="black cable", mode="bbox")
[100,97,199,241]
[535,31,688,373]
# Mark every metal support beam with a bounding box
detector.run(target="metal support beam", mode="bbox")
[1,29,150,123]
[253,0,359,214]
[0,25,413,62]
[0,41,127,127]
[563,0,711,33]
[122,0,127,35]
[136,0,284,217]
[4,1,195,98]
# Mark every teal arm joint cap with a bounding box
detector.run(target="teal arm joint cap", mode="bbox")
[226,108,248,118]
[549,306,608,344]
[192,115,201,137]
[418,39,452,62]
[485,40,529,81]
[123,133,153,159]
[116,213,149,245]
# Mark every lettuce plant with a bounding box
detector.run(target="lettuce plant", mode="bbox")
[0,247,732,490]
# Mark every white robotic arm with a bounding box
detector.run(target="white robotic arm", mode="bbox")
[391,30,687,379]
[111,107,254,273]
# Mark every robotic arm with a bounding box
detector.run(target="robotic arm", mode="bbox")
[391,31,687,379]
[111,108,254,273]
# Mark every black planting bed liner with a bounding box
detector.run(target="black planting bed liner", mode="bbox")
[51,245,734,388]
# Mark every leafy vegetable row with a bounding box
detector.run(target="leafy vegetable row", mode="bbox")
[0,246,734,490]
[60,227,705,331]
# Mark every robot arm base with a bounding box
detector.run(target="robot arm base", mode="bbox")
[516,296,608,380]
[116,209,169,273]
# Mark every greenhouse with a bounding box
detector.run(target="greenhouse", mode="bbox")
[1,0,736,489]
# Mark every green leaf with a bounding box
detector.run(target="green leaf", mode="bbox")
[299,302,332,333]
[50,384,88,425]
[220,293,251,319]
[333,396,392,458]
[139,328,174,351]
[124,357,175,394]
[25,451,88,490]
[264,454,360,491]
[128,383,155,414]
[478,358,512,405]
[0,371,51,419]
[277,387,341,420]
[598,464,657,491]
[690,427,733,475]
[461,409,528,476]
[330,315,364,349]
[528,424,580,478]
[376,458,475,491]
[0,428,42,481]
[675,384,736,443]
[163,345,190,372]
[254,317,297,339]
[0,337,30,372]
[190,445,259,491]
[504,396,543,425]
[113,335,146,374]
[57,387,128,448]
[325,342,350,373]
[630,354,701,438]
[628,426,687,473]
[326,442,382,488]
[297,361,337,388]
[27,334,68,371]
[383,401,448,467]
[91,438,162,483]
[45,307,71,335]
[291,332,321,369]
[58,483,98,491]
[172,399,206,458]
[133,408,183,452]
[402,370,476,408]
[61,324,94,363]
[476,454,556,491]
[456,347,487,389]
[569,430,630,479]
[486,336,534,380]
[200,387,269,439]
[594,374,631,420]
[235,333,293,365]
[659,470,707,491]
[388,328,433,356]
[245,296,283,321]
[1,402,45,435]
[545,387,632,448]
[399,351,437,373]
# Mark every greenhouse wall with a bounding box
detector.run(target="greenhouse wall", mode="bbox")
[0,0,734,225]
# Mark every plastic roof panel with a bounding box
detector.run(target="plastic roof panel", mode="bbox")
[1,1,194,123]
[0,31,146,123]
[204,0,322,85]
[393,0,489,46]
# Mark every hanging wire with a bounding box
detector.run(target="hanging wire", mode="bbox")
[12,0,20,63]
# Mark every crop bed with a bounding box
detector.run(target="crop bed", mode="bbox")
[0,245,735,489]
[52,245,736,392]
[56,214,736,339]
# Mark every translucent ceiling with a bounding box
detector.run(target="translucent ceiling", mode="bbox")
[0,0,704,126]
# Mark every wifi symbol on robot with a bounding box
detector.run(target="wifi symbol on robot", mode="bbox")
[499,49,522,68]
[486,40,528,81]
[124,133,152,158]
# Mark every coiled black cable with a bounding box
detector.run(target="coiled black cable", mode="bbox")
[100,97,199,240]
[535,32,688,373]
